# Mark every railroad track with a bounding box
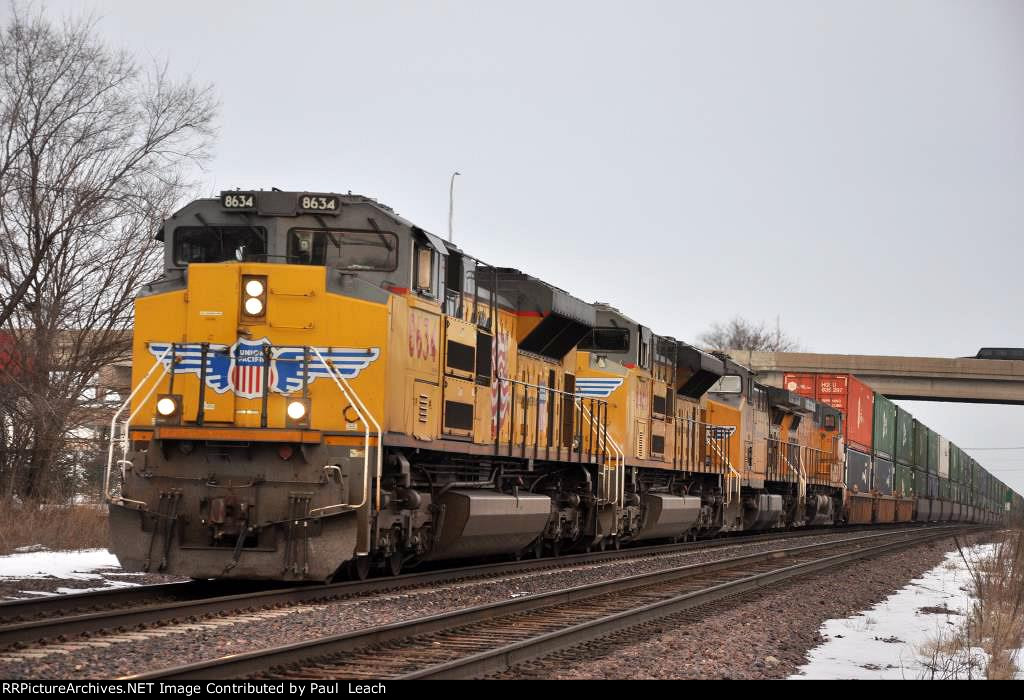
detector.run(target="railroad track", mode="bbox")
[122,524,979,680]
[0,522,934,649]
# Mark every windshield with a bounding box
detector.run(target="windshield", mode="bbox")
[174,226,267,264]
[288,228,398,271]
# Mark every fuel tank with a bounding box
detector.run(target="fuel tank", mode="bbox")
[425,490,551,560]
[632,494,701,541]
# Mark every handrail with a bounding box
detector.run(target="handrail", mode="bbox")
[309,347,382,523]
[705,430,742,506]
[105,346,172,504]
[493,373,618,508]
[767,437,807,504]
[575,398,624,507]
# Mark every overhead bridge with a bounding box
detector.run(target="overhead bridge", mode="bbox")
[728,350,1024,405]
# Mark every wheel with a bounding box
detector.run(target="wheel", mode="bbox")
[598,537,606,552]
[532,538,544,559]
[350,556,372,581]
[613,536,621,550]
[387,551,403,577]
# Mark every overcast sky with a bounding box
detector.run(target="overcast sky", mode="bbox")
[14,1,1024,492]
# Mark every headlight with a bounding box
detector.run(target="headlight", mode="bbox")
[156,397,177,416]
[287,400,307,420]
[244,297,264,315]
[241,274,267,320]
[245,279,264,297]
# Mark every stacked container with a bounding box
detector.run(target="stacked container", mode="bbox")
[913,420,933,521]
[937,437,950,519]
[871,393,898,521]
[950,448,958,519]
[784,373,874,452]
[894,407,914,492]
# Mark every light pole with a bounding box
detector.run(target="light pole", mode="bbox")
[448,171,460,243]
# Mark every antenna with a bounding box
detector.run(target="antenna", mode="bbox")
[448,171,461,242]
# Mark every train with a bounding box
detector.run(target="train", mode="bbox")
[104,190,1020,581]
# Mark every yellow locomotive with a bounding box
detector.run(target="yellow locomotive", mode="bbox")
[106,190,845,581]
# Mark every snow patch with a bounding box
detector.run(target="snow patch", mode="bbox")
[791,544,997,680]
[0,547,120,580]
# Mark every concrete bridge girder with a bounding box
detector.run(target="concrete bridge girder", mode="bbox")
[727,350,1024,405]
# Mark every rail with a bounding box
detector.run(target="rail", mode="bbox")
[124,525,975,680]
[7,523,941,650]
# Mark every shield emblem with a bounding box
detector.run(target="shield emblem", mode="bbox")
[229,337,276,399]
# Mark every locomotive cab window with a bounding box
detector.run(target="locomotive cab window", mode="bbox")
[174,226,267,265]
[288,228,398,271]
[414,242,434,294]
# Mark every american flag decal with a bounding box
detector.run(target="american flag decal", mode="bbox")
[230,338,276,399]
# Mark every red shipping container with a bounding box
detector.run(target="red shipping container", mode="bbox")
[815,373,874,453]
[783,373,816,399]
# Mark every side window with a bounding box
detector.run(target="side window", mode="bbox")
[578,328,630,353]
[414,243,434,295]
[638,330,650,369]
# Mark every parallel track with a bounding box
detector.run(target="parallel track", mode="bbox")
[122,525,979,680]
[0,522,937,649]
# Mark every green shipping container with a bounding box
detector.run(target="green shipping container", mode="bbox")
[895,463,915,497]
[913,420,929,470]
[949,445,961,483]
[872,393,896,458]
[895,407,914,465]
[914,468,927,496]
[927,429,939,475]
[940,477,951,500]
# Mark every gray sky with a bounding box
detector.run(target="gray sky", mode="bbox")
[19,1,1024,493]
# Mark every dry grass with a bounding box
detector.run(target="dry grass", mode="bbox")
[961,531,1024,679]
[920,531,1024,679]
[0,500,110,555]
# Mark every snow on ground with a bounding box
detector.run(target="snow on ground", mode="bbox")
[791,543,997,680]
[0,547,120,580]
[0,547,145,599]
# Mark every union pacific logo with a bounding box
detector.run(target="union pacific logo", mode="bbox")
[575,377,624,398]
[148,338,380,399]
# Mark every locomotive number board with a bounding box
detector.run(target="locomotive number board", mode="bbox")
[221,191,257,210]
[298,194,341,212]
[219,191,343,215]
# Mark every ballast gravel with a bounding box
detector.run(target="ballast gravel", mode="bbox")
[0,529,979,679]
[497,533,988,680]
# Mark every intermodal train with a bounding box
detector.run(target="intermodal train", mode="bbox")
[105,190,1020,581]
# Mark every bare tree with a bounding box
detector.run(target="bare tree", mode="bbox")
[0,6,217,500]
[698,316,801,353]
